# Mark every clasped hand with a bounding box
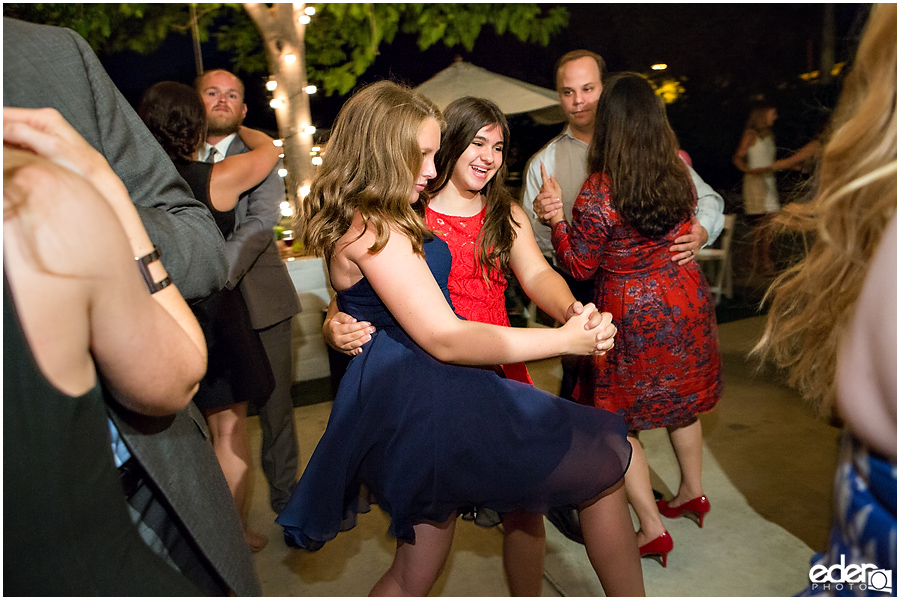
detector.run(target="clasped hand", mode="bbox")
[562,302,617,356]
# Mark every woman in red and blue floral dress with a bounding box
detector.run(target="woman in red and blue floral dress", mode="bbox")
[543,73,723,567]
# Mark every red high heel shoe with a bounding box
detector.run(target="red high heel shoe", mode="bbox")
[639,531,673,568]
[657,495,711,527]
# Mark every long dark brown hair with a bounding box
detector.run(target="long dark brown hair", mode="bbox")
[424,97,517,278]
[138,81,207,162]
[587,72,694,238]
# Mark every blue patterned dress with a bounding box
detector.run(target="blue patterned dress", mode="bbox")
[552,172,722,431]
[799,433,897,597]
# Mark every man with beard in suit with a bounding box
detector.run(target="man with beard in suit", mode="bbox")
[196,70,302,528]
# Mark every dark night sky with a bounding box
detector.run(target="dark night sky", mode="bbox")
[101,3,870,192]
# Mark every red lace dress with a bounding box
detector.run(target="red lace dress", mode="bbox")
[551,173,722,431]
[425,205,533,384]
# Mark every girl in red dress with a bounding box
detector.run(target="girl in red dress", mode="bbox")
[297,82,640,596]
[325,96,620,596]
[546,73,723,567]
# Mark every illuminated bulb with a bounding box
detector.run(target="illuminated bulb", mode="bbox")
[279,153,285,158]
[299,185,311,198]
[269,98,283,109]
[305,85,317,95]
[304,125,316,135]
[305,6,315,15]
[284,53,297,64]
[273,139,284,147]
[299,15,311,24]
[266,80,278,91]
[280,201,294,217]
[278,168,288,178]
[651,63,667,71]
[312,156,323,166]
[312,146,321,152]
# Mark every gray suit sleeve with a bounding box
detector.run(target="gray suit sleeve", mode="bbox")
[69,30,227,300]
[225,150,286,289]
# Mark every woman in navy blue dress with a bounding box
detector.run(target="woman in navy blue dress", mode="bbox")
[277,81,645,596]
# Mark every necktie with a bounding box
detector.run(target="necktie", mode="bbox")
[204,147,217,163]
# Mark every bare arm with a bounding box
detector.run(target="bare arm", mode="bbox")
[836,215,897,458]
[508,204,575,322]
[208,126,281,212]
[508,203,617,351]
[339,219,609,365]
[732,130,757,173]
[771,140,821,172]
[323,296,374,356]
[3,108,206,415]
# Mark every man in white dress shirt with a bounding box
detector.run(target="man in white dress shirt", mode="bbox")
[521,51,725,545]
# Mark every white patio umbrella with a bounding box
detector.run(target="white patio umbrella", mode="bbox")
[415,59,564,124]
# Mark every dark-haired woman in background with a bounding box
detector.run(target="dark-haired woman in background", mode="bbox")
[547,73,722,567]
[138,81,281,552]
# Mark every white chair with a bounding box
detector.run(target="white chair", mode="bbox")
[697,214,736,305]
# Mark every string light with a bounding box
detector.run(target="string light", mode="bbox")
[266,79,278,91]
[305,85,317,95]
[280,201,294,217]
[304,125,316,135]
[299,185,311,198]
[273,139,284,147]
[651,63,667,71]
[284,53,297,64]
[312,146,321,152]
[299,15,311,24]
[312,156,323,166]
[278,168,288,178]
[305,6,315,15]
[270,98,283,109]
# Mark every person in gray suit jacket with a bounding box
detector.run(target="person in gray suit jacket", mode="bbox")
[197,69,303,519]
[3,17,261,596]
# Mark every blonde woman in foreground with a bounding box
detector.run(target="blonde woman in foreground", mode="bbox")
[754,4,896,594]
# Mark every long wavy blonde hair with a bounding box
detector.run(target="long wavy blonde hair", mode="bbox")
[753,3,897,416]
[300,81,444,261]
